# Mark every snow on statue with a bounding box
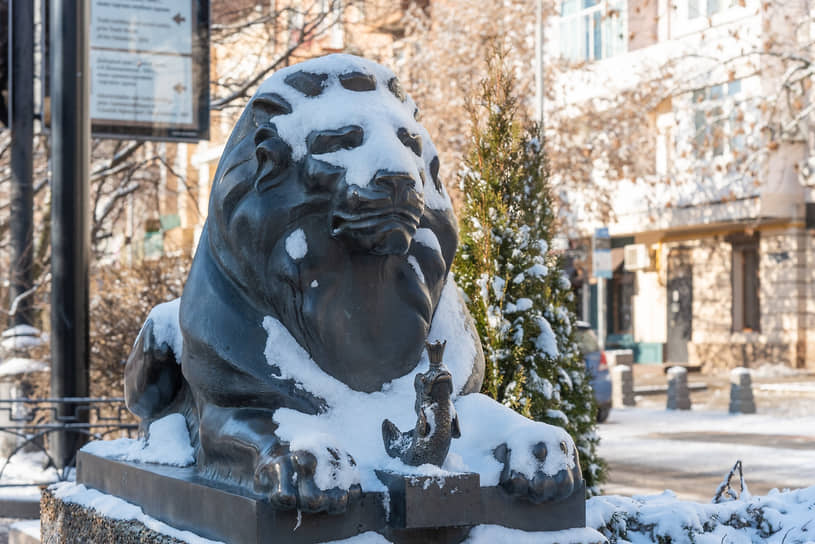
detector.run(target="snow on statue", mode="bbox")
[123,54,582,513]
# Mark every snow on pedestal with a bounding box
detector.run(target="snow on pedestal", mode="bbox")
[81,414,194,467]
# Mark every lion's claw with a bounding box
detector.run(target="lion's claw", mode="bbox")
[493,440,582,503]
[254,449,360,514]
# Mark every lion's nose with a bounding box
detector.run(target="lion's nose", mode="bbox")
[372,170,416,198]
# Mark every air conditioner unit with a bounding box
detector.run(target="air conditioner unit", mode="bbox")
[624,244,651,271]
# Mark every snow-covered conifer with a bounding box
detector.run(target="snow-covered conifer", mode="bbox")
[454,49,606,495]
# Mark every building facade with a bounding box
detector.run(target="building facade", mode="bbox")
[548,0,815,370]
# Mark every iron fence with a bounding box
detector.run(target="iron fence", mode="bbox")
[0,397,136,486]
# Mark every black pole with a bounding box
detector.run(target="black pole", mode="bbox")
[8,0,34,328]
[49,0,90,468]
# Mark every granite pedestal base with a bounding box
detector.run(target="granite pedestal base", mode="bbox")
[41,487,181,544]
[73,451,586,544]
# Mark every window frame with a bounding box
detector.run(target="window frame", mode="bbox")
[557,0,628,62]
[689,79,746,164]
[672,0,753,37]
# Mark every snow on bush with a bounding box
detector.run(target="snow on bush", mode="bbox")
[587,486,815,544]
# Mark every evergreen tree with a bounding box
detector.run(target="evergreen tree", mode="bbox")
[454,51,606,495]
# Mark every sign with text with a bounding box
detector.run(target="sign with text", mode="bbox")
[592,227,612,279]
[89,0,209,141]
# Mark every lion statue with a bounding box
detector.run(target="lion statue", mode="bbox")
[124,54,582,514]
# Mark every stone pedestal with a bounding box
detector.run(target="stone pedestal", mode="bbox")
[41,488,182,544]
[611,365,635,407]
[62,452,586,544]
[666,366,691,410]
[729,368,756,414]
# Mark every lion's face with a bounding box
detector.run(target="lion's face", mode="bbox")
[204,55,458,392]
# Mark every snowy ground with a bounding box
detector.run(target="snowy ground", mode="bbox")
[0,450,61,501]
[599,407,815,501]
[600,364,815,501]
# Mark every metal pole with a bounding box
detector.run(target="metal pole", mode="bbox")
[8,0,35,328]
[49,0,90,468]
[534,0,543,126]
[597,278,606,350]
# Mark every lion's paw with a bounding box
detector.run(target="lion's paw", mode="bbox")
[493,440,582,503]
[253,449,362,514]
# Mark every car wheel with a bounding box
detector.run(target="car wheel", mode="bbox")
[597,406,610,423]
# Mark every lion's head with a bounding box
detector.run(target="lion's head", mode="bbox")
[203,55,458,392]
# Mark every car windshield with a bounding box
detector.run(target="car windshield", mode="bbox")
[576,327,600,354]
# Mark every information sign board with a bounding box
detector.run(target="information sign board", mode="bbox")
[89,0,209,141]
[592,227,612,279]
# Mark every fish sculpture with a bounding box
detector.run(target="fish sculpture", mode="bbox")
[382,340,460,467]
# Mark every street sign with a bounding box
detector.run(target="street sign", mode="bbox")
[592,227,612,279]
[89,0,209,142]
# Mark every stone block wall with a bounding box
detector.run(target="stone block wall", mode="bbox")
[668,226,814,370]
[688,238,731,347]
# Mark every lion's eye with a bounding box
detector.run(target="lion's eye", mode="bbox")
[397,127,422,157]
[308,125,364,155]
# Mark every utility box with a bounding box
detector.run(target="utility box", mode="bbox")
[624,244,652,271]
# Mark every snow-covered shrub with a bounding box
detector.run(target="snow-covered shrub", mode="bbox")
[453,48,605,494]
[588,487,815,543]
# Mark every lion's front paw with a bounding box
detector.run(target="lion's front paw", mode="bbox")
[254,449,362,514]
[493,441,582,503]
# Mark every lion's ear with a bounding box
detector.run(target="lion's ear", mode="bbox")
[251,93,292,126]
[254,124,292,192]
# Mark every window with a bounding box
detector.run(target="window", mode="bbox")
[559,0,627,62]
[691,79,744,159]
[730,233,760,332]
[687,0,733,19]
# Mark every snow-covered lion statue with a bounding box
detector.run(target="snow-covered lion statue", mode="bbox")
[124,54,582,514]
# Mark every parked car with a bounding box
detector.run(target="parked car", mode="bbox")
[576,321,612,422]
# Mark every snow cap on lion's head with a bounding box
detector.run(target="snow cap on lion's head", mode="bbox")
[207,55,454,287]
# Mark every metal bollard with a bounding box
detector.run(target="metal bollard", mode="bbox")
[666,366,691,410]
[729,367,756,414]
[611,365,636,407]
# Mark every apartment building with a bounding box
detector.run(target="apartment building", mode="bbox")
[548,0,815,369]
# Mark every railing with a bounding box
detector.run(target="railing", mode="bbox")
[0,397,137,486]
